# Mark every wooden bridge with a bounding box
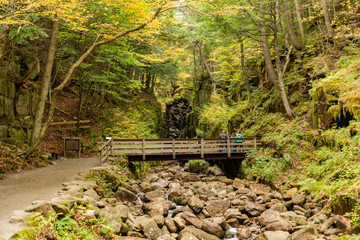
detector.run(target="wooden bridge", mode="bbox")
[99,138,262,165]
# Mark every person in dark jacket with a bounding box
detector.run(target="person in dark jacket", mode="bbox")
[219,130,227,152]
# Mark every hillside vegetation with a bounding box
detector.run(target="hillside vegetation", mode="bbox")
[1,0,360,235]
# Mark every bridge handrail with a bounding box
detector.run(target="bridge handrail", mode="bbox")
[98,137,262,162]
[98,139,112,165]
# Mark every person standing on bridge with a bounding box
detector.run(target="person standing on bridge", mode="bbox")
[236,131,244,152]
[219,130,227,152]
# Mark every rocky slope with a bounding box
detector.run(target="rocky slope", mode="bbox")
[8,161,353,240]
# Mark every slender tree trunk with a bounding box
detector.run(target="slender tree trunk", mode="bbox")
[282,0,304,50]
[275,0,282,32]
[31,19,59,145]
[293,0,305,38]
[260,9,278,87]
[240,41,251,101]
[321,0,333,35]
[193,47,197,80]
[273,15,295,118]
[196,40,216,93]
[24,3,166,158]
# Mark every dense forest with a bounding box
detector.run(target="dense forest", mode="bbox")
[1,0,360,239]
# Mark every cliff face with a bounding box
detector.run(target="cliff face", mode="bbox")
[160,98,194,139]
[0,54,40,146]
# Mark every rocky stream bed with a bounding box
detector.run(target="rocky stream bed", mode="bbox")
[8,161,353,240]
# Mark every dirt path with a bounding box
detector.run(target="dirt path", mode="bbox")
[0,157,99,239]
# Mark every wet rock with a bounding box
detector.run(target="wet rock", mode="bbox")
[98,204,129,233]
[202,219,224,238]
[236,228,252,239]
[173,216,186,230]
[179,226,220,240]
[226,218,240,228]
[144,189,164,202]
[289,224,318,240]
[181,212,203,229]
[144,197,170,217]
[165,217,177,233]
[138,217,162,240]
[205,199,231,217]
[291,192,306,206]
[179,232,200,240]
[256,230,290,240]
[115,187,137,202]
[188,196,204,213]
[153,214,165,227]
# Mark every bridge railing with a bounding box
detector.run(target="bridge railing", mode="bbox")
[98,138,261,163]
[99,139,112,165]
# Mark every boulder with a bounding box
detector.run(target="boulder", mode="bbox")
[289,225,318,240]
[144,189,164,202]
[292,192,306,206]
[195,182,226,197]
[137,217,162,240]
[144,197,170,217]
[236,228,252,239]
[115,187,137,202]
[50,203,69,215]
[202,219,224,238]
[179,226,220,240]
[232,178,245,189]
[264,218,292,232]
[183,173,201,182]
[173,216,186,230]
[256,231,290,240]
[270,203,287,213]
[259,210,282,226]
[179,232,200,240]
[25,202,52,217]
[83,188,100,201]
[283,188,298,200]
[205,199,231,217]
[181,212,203,229]
[165,217,177,233]
[245,201,265,217]
[188,196,204,213]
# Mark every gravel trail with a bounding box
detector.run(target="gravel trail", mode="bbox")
[0,157,99,239]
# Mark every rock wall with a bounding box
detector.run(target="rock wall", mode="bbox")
[0,55,40,145]
[160,98,194,138]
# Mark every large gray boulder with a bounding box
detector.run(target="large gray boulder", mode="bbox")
[137,216,162,240]
[289,225,318,240]
[201,219,224,238]
[259,210,282,226]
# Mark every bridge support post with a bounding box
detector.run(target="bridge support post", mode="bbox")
[201,138,204,158]
[227,136,231,158]
[254,138,257,151]
[111,139,114,155]
[142,139,146,160]
[172,138,176,160]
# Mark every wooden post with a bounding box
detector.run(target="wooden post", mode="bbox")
[254,138,257,151]
[100,149,103,166]
[63,138,66,157]
[201,138,204,158]
[106,145,109,162]
[227,136,231,157]
[142,139,146,161]
[110,139,114,155]
[172,138,176,160]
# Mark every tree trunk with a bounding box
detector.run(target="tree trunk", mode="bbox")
[240,40,251,101]
[196,40,216,93]
[321,0,333,35]
[260,9,278,87]
[275,0,282,32]
[293,0,305,38]
[31,19,59,145]
[273,15,295,118]
[282,0,304,50]
[24,3,166,158]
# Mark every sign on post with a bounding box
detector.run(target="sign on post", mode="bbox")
[63,137,82,158]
